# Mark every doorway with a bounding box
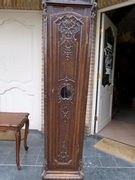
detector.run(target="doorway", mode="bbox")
[93,2,135,147]
[106,4,135,119]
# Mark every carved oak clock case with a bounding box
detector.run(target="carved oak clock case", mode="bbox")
[42,0,97,179]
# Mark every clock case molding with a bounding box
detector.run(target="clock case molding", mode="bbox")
[41,0,97,179]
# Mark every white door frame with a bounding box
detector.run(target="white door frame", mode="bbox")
[91,0,135,134]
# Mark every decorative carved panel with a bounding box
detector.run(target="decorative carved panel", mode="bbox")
[42,0,97,179]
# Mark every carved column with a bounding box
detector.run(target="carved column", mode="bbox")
[42,0,97,179]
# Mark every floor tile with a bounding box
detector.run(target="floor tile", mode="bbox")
[118,136,135,146]
[21,154,38,165]
[98,120,135,147]
[36,155,44,165]
[0,166,42,180]
[113,156,134,167]
[98,156,118,167]
[84,157,101,167]
[84,167,135,180]
[0,154,8,164]
[0,131,135,180]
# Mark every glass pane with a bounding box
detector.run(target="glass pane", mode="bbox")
[102,27,114,86]
[61,86,71,99]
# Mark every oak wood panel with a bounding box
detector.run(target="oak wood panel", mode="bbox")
[42,1,97,179]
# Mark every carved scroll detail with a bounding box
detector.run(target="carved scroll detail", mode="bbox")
[42,0,47,105]
[59,76,75,83]
[58,77,74,104]
[56,14,83,63]
[57,77,75,162]
[55,14,83,42]
[62,107,69,123]
[91,2,98,20]
[58,83,74,104]
[42,0,47,17]
[58,140,69,162]
[63,44,73,60]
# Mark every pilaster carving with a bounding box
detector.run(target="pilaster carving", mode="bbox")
[42,0,47,105]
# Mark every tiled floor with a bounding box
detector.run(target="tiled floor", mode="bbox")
[0,130,135,180]
[97,120,135,147]
[97,103,135,147]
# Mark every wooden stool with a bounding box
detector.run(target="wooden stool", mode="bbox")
[0,112,29,170]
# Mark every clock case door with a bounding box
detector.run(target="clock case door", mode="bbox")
[42,1,97,179]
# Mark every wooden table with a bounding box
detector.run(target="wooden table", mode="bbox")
[0,112,29,170]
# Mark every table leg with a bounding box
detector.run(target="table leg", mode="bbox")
[15,130,21,170]
[24,119,29,151]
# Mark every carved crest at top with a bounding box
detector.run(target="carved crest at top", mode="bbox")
[55,14,83,42]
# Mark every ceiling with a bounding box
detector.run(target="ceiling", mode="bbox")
[106,4,135,43]
[107,5,135,26]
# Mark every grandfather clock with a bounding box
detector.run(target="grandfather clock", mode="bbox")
[42,0,97,179]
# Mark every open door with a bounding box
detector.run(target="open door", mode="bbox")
[95,13,117,133]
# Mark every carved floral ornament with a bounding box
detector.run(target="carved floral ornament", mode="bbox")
[42,0,47,17]
[62,107,69,123]
[58,140,69,162]
[55,14,83,42]
[63,44,73,60]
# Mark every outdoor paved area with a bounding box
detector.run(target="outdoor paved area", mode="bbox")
[0,130,135,180]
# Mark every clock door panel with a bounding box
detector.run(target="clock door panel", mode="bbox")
[42,1,97,179]
[48,11,89,170]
